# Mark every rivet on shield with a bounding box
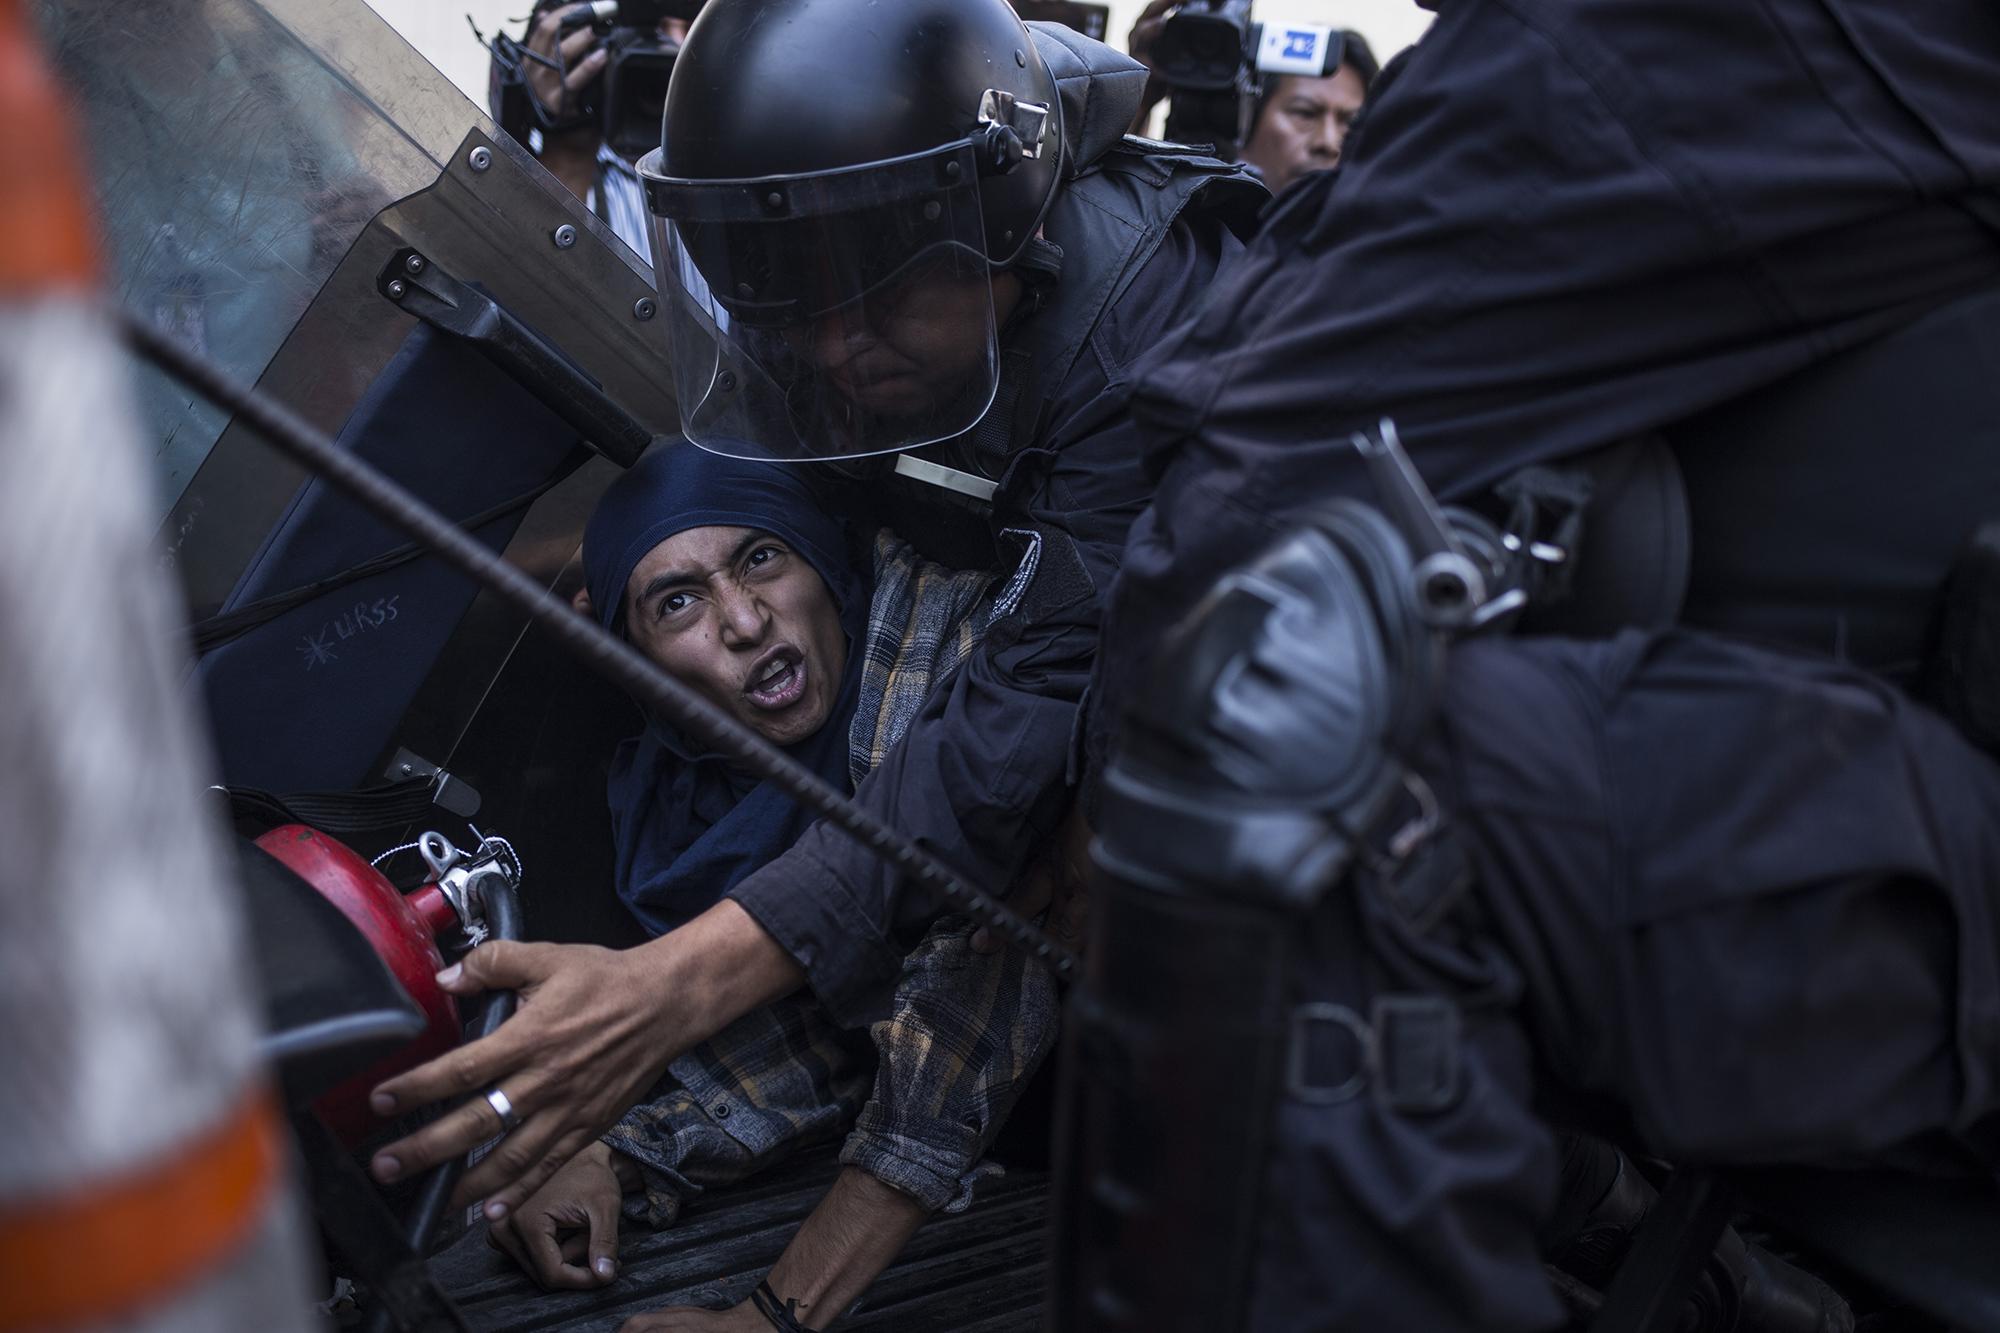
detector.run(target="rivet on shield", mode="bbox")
[552,224,578,249]
[633,297,657,321]
[404,254,425,275]
[468,146,493,172]
[385,278,407,299]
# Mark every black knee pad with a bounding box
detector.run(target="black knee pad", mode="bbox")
[1056,501,1456,1333]
[1097,499,1444,911]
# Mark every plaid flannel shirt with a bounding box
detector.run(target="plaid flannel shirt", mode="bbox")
[605,532,1060,1221]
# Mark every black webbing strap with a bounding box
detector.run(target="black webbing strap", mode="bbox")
[225,778,441,840]
[749,1281,814,1333]
[968,346,1036,481]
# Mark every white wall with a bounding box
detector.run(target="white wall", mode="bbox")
[1105,0,1432,68]
[361,0,508,108]
[365,0,1432,110]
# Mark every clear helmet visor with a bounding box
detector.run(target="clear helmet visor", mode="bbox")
[639,141,1000,463]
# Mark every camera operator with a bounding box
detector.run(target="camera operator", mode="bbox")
[1127,1,1380,196]
[485,1,693,261]
[1235,25,1376,193]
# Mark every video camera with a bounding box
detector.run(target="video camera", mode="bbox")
[556,0,699,157]
[1153,1,1350,157]
[1012,1,1113,42]
[485,0,702,160]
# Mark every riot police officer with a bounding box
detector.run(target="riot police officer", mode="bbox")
[1065,0,2000,1327]
[630,0,1263,1040]
[365,0,1263,1257]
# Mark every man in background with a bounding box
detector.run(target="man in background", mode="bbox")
[1127,1,1380,194]
[1235,25,1377,192]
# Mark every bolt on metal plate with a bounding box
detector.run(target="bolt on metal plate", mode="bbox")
[552,223,577,249]
[468,145,493,172]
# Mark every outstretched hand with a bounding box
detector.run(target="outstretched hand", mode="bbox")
[366,937,681,1222]
[366,901,803,1224]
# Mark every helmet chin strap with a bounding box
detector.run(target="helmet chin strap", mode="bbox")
[991,265,1030,327]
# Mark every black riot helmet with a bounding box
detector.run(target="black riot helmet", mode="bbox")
[637,0,1065,462]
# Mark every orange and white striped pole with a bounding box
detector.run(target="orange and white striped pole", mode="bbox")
[0,0,314,1328]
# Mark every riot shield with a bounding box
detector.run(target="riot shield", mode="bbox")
[40,0,674,861]
[40,0,671,574]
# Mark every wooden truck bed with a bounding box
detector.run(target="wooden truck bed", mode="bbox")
[431,1149,1050,1332]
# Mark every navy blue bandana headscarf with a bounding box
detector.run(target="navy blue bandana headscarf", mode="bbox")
[583,443,871,935]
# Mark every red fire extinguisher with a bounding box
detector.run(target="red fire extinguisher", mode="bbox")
[254,824,522,1147]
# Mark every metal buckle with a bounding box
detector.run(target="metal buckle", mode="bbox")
[413,830,524,936]
[1286,996,1463,1113]
[1376,772,1476,934]
[1372,995,1461,1114]
[1500,531,1570,566]
[1286,1003,1372,1106]
[1385,770,1442,863]
[977,89,1050,159]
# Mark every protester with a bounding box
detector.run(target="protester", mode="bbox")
[487,445,1056,1329]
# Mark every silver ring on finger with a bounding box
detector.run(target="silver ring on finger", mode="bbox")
[485,1086,522,1133]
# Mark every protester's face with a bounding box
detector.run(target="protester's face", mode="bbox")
[789,263,1019,420]
[623,524,847,747]
[1242,65,1368,196]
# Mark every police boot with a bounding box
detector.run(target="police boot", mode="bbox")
[1708,1225,1854,1333]
[1545,1138,1852,1333]
[1543,1133,1662,1292]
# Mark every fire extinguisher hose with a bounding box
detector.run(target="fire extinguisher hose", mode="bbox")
[399,876,524,1258]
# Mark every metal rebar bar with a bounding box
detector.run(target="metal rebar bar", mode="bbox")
[118,309,1075,979]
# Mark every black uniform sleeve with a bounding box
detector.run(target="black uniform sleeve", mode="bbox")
[729,215,1246,1023]
[1088,0,2000,778]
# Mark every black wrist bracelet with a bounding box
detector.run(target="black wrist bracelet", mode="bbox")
[749,1279,814,1333]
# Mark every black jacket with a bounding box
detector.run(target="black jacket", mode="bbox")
[1093,0,2000,772]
